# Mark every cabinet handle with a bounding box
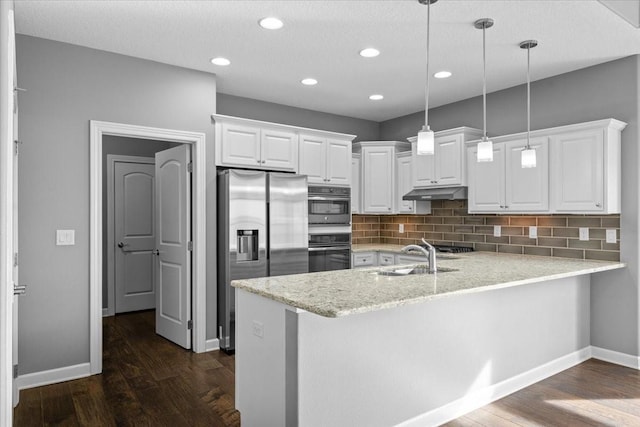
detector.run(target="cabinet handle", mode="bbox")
[261,160,266,164]
[596,202,602,208]
[499,205,504,209]
[256,160,260,164]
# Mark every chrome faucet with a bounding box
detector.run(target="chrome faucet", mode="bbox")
[400,238,437,273]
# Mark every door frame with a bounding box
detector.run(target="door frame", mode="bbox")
[105,154,155,317]
[90,120,207,375]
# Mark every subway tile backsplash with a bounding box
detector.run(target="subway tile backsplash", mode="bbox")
[352,200,620,262]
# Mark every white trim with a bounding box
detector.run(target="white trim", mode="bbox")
[397,347,592,427]
[16,363,90,391]
[591,346,640,369]
[205,338,220,352]
[90,120,208,376]
[106,154,154,317]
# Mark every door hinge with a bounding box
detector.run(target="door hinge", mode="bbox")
[14,252,18,267]
[14,139,22,155]
[187,320,193,330]
[187,162,193,173]
[187,241,193,251]
[13,365,18,379]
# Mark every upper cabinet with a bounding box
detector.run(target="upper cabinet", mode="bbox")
[410,127,484,188]
[351,154,361,214]
[299,135,353,186]
[467,137,549,213]
[466,118,625,214]
[396,151,431,215]
[353,141,411,214]
[212,114,355,178]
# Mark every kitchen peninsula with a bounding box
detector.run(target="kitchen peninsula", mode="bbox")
[233,252,624,426]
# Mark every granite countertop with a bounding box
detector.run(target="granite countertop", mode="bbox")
[232,252,625,318]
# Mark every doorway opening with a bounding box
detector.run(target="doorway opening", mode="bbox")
[89,121,207,376]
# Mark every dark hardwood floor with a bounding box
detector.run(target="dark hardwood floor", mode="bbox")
[12,311,640,426]
[13,310,240,427]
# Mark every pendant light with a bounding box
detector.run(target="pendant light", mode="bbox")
[520,40,538,168]
[416,0,437,155]
[474,18,494,162]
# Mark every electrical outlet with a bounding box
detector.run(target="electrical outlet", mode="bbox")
[252,321,264,338]
[493,225,501,237]
[579,227,589,241]
[399,224,404,234]
[529,226,537,239]
[606,229,617,244]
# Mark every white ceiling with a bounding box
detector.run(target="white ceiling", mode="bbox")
[13,0,640,122]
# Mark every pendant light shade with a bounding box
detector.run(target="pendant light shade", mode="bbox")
[520,40,538,168]
[474,18,494,163]
[416,0,437,156]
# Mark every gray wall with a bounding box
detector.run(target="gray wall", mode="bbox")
[217,93,380,142]
[101,136,180,309]
[16,35,217,374]
[381,56,640,357]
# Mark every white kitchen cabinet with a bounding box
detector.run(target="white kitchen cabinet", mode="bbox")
[551,127,613,213]
[378,252,395,266]
[352,252,376,268]
[396,152,431,215]
[214,117,297,171]
[299,135,353,186]
[467,118,625,214]
[354,141,410,214]
[467,137,549,213]
[351,154,361,214]
[410,127,484,188]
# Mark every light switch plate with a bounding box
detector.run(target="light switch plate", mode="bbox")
[399,224,404,234]
[56,229,75,246]
[252,320,264,338]
[529,226,537,239]
[493,225,501,237]
[606,229,617,244]
[579,227,589,241]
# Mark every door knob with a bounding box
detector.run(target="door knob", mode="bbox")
[117,242,129,248]
[153,249,160,256]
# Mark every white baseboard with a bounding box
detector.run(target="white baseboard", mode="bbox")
[205,338,220,352]
[591,346,640,369]
[102,308,110,317]
[397,347,592,427]
[17,363,91,391]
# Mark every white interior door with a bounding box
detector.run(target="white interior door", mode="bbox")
[114,160,156,313]
[155,145,191,349]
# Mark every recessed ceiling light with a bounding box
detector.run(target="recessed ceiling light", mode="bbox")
[301,78,318,86]
[359,48,380,58]
[259,17,284,30]
[369,94,384,101]
[434,71,452,79]
[211,57,231,66]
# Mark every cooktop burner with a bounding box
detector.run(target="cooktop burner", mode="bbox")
[421,244,475,253]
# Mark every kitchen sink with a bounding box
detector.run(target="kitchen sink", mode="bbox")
[377,265,459,276]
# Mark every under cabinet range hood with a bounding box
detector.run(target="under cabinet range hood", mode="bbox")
[403,187,468,201]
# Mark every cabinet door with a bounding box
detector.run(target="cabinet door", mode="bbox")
[396,154,415,214]
[505,137,549,212]
[435,134,464,186]
[412,145,436,187]
[219,123,261,167]
[326,139,351,186]
[551,129,604,212]
[467,144,505,212]
[351,155,361,214]
[362,147,394,214]
[261,129,298,171]
[352,252,376,268]
[299,135,327,184]
[378,252,395,266]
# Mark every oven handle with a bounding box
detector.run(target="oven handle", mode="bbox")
[308,196,351,201]
[308,246,351,252]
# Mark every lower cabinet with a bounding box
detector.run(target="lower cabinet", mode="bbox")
[352,252,376,268]
[352,251,428,269]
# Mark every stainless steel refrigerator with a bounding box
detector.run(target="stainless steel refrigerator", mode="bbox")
[217,169,308,352]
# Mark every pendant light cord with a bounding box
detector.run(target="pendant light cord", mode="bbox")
[526,46,531,149]
[482,24,487,140]
[424,0,431,129]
